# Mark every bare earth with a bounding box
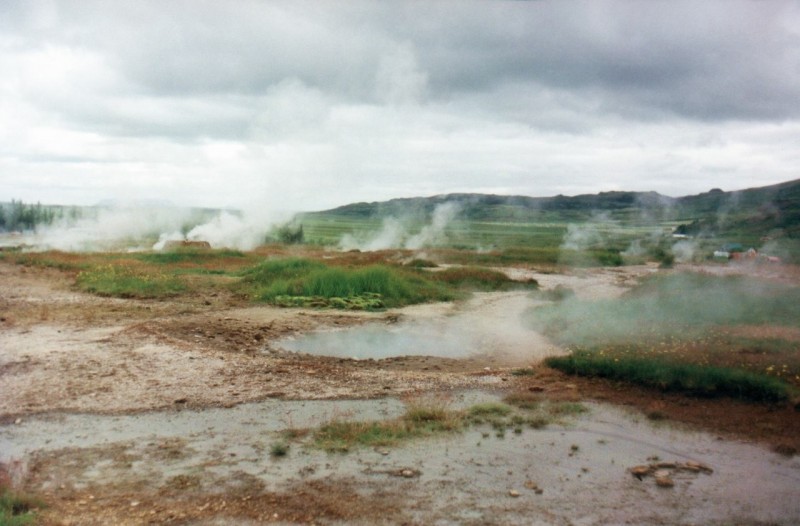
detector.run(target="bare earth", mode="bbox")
[1,260,799,525]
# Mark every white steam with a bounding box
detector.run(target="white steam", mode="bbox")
[339,202,461,251]
[21,204,289,252]
[154,209,288,251]
[30,205,191,252]
[405,202,460,250]
[671,239,699,263]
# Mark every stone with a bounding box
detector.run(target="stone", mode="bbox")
[509,490,520,497]
[629,465,651,479]
[653,469,671,479]
[685,460,713,473]
[655,476,675,488]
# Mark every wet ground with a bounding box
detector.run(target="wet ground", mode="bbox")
[1,259,799,524]
[3,394,798,525]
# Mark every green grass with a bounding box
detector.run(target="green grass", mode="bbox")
[76,265,186,298]
[312,400,464,452]
[431,267,538,290]
[546,350,791,402]
[239,258,457,309]
[135,248,246,264]
[0,488,42,526]
[287,396,593,454]
[405,258,438,268]
[467,403,513,418]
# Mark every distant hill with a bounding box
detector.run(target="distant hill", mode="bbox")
[674,179,800,239]
[309,179,800,240]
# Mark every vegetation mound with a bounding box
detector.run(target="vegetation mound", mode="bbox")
[239,258,454,309]
[546,351,791,402]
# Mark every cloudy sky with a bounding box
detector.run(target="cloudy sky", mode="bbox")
[1,1,799,212]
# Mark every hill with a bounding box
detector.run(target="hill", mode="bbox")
[309,179,800,241]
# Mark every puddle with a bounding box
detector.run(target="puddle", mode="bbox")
[2,394,798,524]
[276,291,562,363]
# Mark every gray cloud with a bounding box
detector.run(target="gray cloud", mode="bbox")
[1,0,799,209]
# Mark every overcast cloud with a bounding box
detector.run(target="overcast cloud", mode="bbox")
[1,0,799,211]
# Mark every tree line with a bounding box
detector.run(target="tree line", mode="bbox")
[0,199,78,232]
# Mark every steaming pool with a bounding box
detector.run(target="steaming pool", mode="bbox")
[277,322,480,360]
[274,291,563,363]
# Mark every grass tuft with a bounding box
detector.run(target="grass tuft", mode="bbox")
[312,399,463,452]
[269,442,289,458]
[0,487,43,525]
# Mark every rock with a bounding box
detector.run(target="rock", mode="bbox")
[685,460,713,473]
[524,480,539,490]
[653,469,671,479]
[401,469,416,478]
[656,461,677,469]
[629,465,650,479]
[655,475,675,488]
[509,490,520,497]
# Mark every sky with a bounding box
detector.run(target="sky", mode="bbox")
[1,0,799,212]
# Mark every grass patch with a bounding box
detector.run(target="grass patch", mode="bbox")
[136,248,246,265]
[239,258,456,309]
[467,403,513,418]
[503,391,541,410]
[0,487,43,526]
[76,264,186,298]
[547,401,589,416]
[431,266,538,290]
[290,396,592,454]
[312,400,464,452]
[546,350,791,402]
[406,258,438,268]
